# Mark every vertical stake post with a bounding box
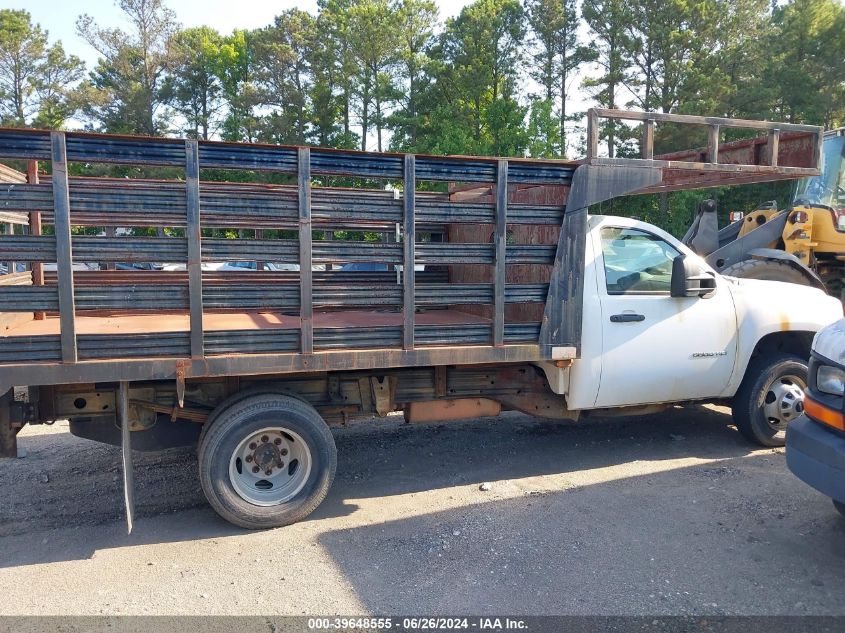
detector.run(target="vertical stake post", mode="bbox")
[707,124,721,164]
[185,140,204,359]
[642,119,655,160]
[403,154,416,350]
[586,110,599,161]
[298,148,313,354]
[767,129,780,167]
[50,132,76,363]
[493,160,508,347]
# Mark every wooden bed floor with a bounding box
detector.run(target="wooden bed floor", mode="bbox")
[3,308,491,337]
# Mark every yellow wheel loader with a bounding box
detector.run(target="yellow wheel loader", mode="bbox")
[683,129,845,301]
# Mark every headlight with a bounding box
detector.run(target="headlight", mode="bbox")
[818,365,845,396]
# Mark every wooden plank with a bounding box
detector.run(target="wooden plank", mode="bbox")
[299,147,313,354]
[185,140,204,359]
[642,119,655,160]
[50,132,77,363]
[493,159,507,347]
[586,110,599,161]
[588,157,817,176]
[707,124,721,164]
[813,130,824,173]
[766,129,780,167]
[591,107,821,133]
[0,212,28,225]
[403,154,415,350]
[0,162,26,184]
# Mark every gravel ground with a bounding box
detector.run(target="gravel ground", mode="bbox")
[1,404,844,616]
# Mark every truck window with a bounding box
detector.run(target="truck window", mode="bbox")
[600,227,681,294]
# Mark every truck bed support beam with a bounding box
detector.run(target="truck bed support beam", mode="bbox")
[50,132,77,363]
[403,154,415,350]
[299,147,314,354]
[494,160,508,347]
[185,140,204,359]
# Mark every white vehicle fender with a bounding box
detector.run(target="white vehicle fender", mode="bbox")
[721,277,842,397]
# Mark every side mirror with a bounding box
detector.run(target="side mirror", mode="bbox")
[671,255,717,299]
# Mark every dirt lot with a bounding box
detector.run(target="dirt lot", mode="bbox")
[1,404,844,616]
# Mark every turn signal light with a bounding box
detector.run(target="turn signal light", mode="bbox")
[804,396,845,431]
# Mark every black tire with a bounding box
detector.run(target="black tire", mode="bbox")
[833,499,845,519]
[198,393,336,529]
[732,353,808,447]
[198,385,305,450]
[721,259,812,286]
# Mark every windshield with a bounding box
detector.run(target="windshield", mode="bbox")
[794,134,845,209]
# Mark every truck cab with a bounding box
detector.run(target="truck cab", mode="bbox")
[786,319,845,516]
[560,214,842,446]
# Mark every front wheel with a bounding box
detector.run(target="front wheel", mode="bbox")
[833,499,845,519]
[198,393,336,529]
[732,353,808,447]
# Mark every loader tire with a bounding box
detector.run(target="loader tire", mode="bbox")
[721,259,812,286]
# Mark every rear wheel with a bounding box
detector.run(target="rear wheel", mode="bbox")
[732,353,807,447]
[721,259,812,285]
[198,393,336,529]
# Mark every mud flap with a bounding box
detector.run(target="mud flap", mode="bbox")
[119,381,135,534]
[0,389,17,459]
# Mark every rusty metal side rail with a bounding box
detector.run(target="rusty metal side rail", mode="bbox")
[0,128,578,380]
[585,109,823,192]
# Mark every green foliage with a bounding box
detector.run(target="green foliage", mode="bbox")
[171,26,224,139]
[388,0,438,151]
[76,0,180,135]
[766,0,845,128]
[253,10,316,145]
[525,0,593,154]
[215,29,260,142]
[581,0,634,157]
[346,0,399,151]
[526,98,560,158]
[0,9,83,128]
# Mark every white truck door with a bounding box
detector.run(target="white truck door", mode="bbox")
[592,221,738,408]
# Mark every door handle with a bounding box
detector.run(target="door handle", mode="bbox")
[610,313,645,323]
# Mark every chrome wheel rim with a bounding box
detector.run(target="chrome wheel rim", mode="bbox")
[762,374,806,429]
[228,427,312,506]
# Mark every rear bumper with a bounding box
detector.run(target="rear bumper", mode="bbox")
[786,415,845,503]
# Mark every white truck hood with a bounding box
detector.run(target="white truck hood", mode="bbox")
[726,276,843,335]
[813,318,845,364]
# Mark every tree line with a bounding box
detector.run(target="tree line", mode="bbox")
[1,0,843,232]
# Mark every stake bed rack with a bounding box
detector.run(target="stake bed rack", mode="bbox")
[0,109,823,394]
